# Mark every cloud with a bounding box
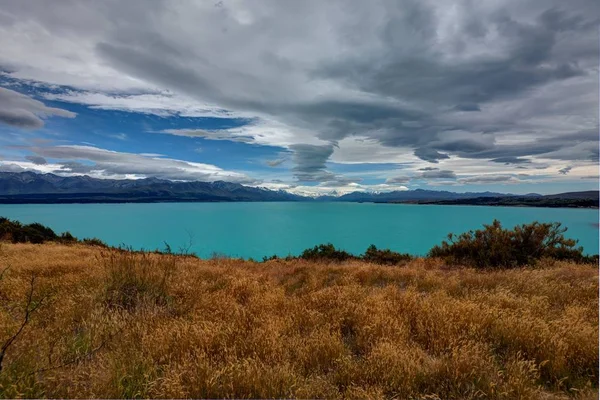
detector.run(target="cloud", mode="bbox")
[0,163,26,173]
[266,159,286,167]
[0,0,597,186]
[0,87,76,129]
[24,155,47,165]
[16,145,256,183]
[454,103,481,112]
[491,157,531,164]
[159,128,256,144]
[385,176,410,184]
[558,166,572,175]
[419,170,457,179]
[42,90,234,118]
[258,181,409,197]
[289,144,335,182]
[108,133,128,141]
[414,148,450,163]
[385,169,457,183]
[458,174,521,184]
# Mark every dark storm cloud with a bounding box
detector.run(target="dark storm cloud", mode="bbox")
[455,129,599,161]
[385,176,410,184]
[454,104,481,112]
[419,170,457,179]
[24,155,47,165]
[289,144,335,182]
[491,157,531,164]
[414,148,450,163]
[89,1,598,174]
[558,166,572,175]
[0,87,75,129]
[458,175,519,184]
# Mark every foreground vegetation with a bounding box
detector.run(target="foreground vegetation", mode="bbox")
[0,217,597,398]
[4,216,596,268]
[0,241,597,398]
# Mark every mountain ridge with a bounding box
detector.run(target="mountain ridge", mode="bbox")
[0,172,596,206]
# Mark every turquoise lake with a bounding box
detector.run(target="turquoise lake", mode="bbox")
[1,203,598,258]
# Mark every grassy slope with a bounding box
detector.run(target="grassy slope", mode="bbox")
[0,243,597,399]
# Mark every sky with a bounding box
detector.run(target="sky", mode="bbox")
[0,0,598,196]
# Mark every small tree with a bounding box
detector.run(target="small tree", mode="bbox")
[363,245,412,265]
[300,243,354,262]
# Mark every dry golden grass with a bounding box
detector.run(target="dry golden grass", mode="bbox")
[0,242,597,399]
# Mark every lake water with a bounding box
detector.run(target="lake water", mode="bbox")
[1,202,598,258]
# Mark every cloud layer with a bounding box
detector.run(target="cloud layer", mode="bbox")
[0,0,597,191]
[2,145,254,183]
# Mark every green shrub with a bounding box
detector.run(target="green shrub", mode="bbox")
[428,220,588,268]
[0,218,58,244]
[82,237,108,247]
[300,243,354,262]
[363,244,412,265]
[262,254,279,262]
[59,231,77,243]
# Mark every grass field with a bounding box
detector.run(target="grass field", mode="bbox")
[0,242,597,399]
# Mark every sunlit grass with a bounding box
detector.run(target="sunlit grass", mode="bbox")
[0,242,597,398]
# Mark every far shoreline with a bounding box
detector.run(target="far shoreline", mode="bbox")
[0,199,597,209]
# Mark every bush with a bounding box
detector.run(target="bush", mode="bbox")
[0,218,58,244]
[82,237,108,247]
[262,254,279,262]
[363,244,412,265]
[59,231,77,243]
[428,220,588,268]
[300,243,355,262]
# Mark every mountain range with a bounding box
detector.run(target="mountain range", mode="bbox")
[0,172,304,203]
[0,172,597,207]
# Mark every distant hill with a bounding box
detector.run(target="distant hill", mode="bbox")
[408,192,599,208]
[322,188,512,203]
[0,172,596,207]
[543,191,599,200]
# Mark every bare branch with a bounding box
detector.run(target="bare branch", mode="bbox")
[0,274,47,373]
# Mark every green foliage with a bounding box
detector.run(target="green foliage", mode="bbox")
[59,231,77,243]
[363,244,412,265]
[300,243,355,262]
[262,254,279,262]
[428,219,590,268]
[0,217,58,244]
[81,237,108,247]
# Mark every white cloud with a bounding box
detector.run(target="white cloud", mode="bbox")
[3,145,255,183]
[255,181,409,197]
[42,90,236,118]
